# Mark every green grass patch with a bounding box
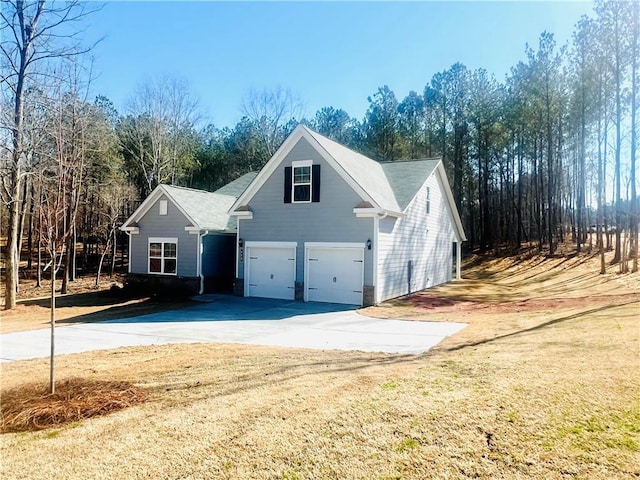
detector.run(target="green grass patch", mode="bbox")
[396,438,419,452]
[381,381,398,391]
[557,406,640,453]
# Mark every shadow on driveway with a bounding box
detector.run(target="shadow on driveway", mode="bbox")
[99,294,358,324]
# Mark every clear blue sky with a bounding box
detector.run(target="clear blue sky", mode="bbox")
[86,1,595,129]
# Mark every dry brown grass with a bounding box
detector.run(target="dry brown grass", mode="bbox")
[1,250,639,479]
[0,378,149,433]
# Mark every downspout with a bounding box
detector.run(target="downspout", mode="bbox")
[198,230,209,294]
[373,211,389,305]
[126,232,132,273]
[456,240,462,280]
[235,216,240,279]
[373,215,379,305]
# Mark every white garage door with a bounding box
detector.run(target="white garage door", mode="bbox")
[306,246,364,305]
[246,245,296,300]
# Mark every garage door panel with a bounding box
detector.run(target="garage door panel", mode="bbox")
[306,247,363,305]
[246,247,295,300]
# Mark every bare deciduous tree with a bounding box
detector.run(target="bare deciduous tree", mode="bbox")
[95,181,136,286]
[0,0,98,310]
[118,75,199,197]
[38,154,74,394]
[241,85,304,157]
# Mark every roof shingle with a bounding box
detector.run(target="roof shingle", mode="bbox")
[380,159,440,211]
[161,185,237,231]
[214,171,258,197]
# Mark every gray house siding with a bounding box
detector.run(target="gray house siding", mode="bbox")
[129,194,198,278]
[237,138,375,286]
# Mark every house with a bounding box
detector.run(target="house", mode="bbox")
[120,172,257,295]
[228,125,466,307]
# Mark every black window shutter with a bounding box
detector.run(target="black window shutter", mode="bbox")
[284,166,292,203]
[312,164,321,203]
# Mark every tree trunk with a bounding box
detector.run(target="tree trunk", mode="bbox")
[631,1,638,273]
[16,177,30,290]
[598,69,606,275]
[71,225,77,282]
[50,252,56,395]
[517,130,523,247]
[5,171,22,309]
[612,7,623,264]
[110,227,117,278]
[61,235,70,294]
[27,182,35,272]
[577,65,587,253]
[546,94,555,256]
[95,237,110,287]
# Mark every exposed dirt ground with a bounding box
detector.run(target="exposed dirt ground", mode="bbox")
[0,274,197,334]
[1,249,639,479]
[362,250,640,351]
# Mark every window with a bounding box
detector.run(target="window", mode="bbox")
[149,238,177,274]
[284,162,320,203]
[426,187,431,214]
[159,200,168,215]
[293,165,311,202]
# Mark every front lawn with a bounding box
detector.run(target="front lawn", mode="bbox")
[1,251,638,479]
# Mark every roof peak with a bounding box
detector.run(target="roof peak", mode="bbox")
[378,157,441,165]
[161,183,235,200]
[300,126,441,166]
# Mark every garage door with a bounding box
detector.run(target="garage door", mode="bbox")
[306,246,364,305]
[246,245,296,300]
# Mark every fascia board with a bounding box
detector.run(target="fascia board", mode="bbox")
[122,185,202,232]
[228,126,306,213]
[229,210,254,219]
[120,185,164,228]
[382,209,405,218]
[160,188,202,230]
[354,207,404,218]
[228,125,384,214]
[437,162,467,242]
[302,127,383,211]
[353,208,379,218]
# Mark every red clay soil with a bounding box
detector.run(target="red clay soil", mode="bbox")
[402,292,638,315]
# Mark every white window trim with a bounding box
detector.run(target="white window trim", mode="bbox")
[292,160,313,167]
[291,160,313,204]
[148,237,178,275]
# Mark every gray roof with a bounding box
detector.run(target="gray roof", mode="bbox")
[214,171,258,197]
[381,159,440,210]
[304,126,442,213]
[306,128,402,213]
[161,185,237,231]
[154,172,260,232]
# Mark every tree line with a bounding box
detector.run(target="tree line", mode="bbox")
[2,0,639,312]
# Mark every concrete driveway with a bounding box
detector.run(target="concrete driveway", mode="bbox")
[0,294,466,362]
